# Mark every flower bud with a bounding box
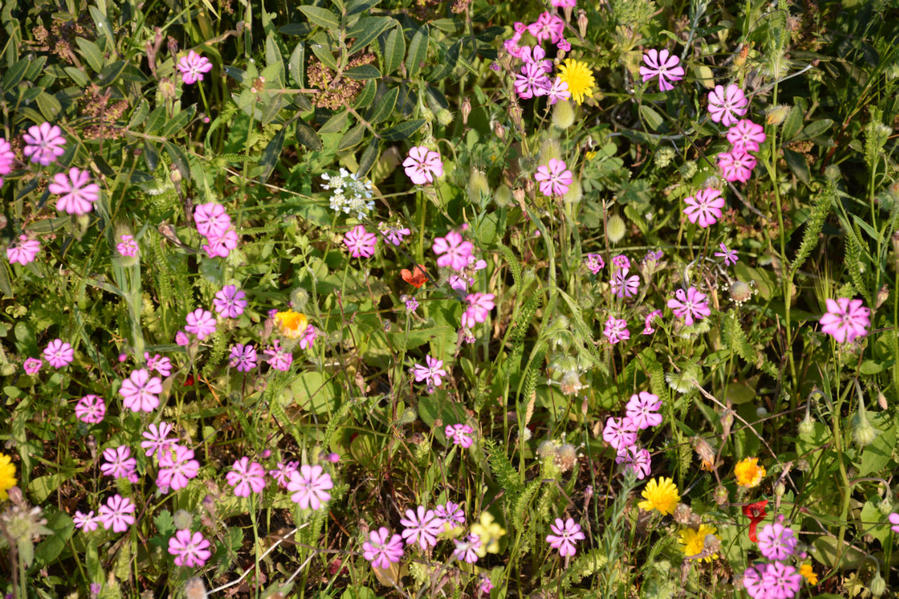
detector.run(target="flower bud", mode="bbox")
[437,108,453,127]
[494,184,513,207]
[563,179,582,203]
[798,412,816,438]
[493,121,505,140]
[607,214,626,243]
[852,400,878,447]
[461,98,471,124]
[870,572,886,597]
[468,169,490,204]
[729,280,753,303]
[539,138,562,164]
[289,287,310,311]
[766,105,790,125]
[577,9,588,38]
[554,443,578,472]
[552,100,575,129]
[173,509,193,530]
[713,485,729,506]
[824,164,841,181]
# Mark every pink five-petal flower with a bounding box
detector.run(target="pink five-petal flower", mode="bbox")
[157,445,200,491]
[514,61,551,100]
[119,368,163,412]
[0,137,14,182]
[168,529,212,567]
[602,416,637,451]
[615,445,651,479]
[432,230,473,272]
[461,293,495,329]
[363,527,405,569]
[726,119,766,153]
[400,505,444,550]
[625,392,663,429]
[43,339,74,368]
[177,51,213,85]
[7,235,40,265]
[184,309,216,340]
[116,234,139,257]
[213,284,247,318]
[527,11,565,44]
[683,188,725,228]
[667,286,711,325]
[717,150,757,183]
[603,316,629,344]
[23,357,43,375]
[97,494,135,533]
[742,564,768,599]
[639,49,684,92]
[343,225,377,258]
[757,521,798,560]
[193,203,231,239]
[229,343,258,372]
[100,445,137,480]
[287,464,333,510]
[411,355,447,390]
[141,422,176,459]
[226,457,266,497]
[445,424,474,448]
[546,518,585,557]
[453,534,481,563]
[73,510,98,532]
[819,298,870,343]
[403,146,443,185]
[707,84,748,126]
[610,267,640,298]
[534,158,573,197]
[888,512,899,534]
[49,167,100,215]
[762,562,801,599]
[23,122,66,165]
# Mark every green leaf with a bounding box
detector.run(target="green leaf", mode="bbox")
[319,109,349,134]
[857,412,896,476]
[159,106,196,138]
[97,60,128,86]
[781,105,803,141]
[0,59,29,92]
[288,371,340,415]
[299,5,340,31]
[405,25,429,77]
[381,119,424,141]
[154,509,175,537]
[783,148,810,184]
[639,104,664,131]
[296,121,323,150]
[289,42,305,87]
[381,25,405,75]
[75,37,104,73]
[63,66,89,87]
[354,79,376,109]
[34,510,74,566]
[357,138,379,176]
[338,123,365,150]
[163,141,191,181]
[347,17,392,55]
[366,87,398,124]
[259,128,286,181]
[800,118,834,140]
[345,64,381,79]
[35,92,62,121]
[28,474,63,503]
[310,31,338,70]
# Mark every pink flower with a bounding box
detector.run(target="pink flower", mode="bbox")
[75,394,106,424]
[100,446,137,480]
[435,501,466,527]
[762,562,801,599]
[546,518,585,557]
[615,445,651,479]
[363,527,405,569]
[213,284,247,318]
[612,255,630,270]
[534,158,573,197]
[168,529,212,567]
[299,325,318,350]
[49,167,100,215]
[714,243,738,266]
[551,0,576,6]
[201,228,239,258]
[603,316,629,344]
[717,150,756,183]
[514,61,551,100]
[452,534,481,563]
[707,84,748,126]
[432,231,474,272]
[73,510,98,532]
[445,424,474,448]
[177,51,213,85]
[757,521,798,560]
[43,339,74,368]
[287,464,333,510]
[639,49,684,91]
[726,119,766,153]
[269,461,299,488]
[819,298,870,343]
[411,355,447,391]
[527,12,565,44]
[403,146,444,185]
[264,339,293,371]
[683,188,725,228]
[229,343,257,372]
[545,77,571,105]
[344,225,377,258]
[226,457,266,497]
[116,234,139,257]
[461,293,495,329]
[478,575,494,595]
[7,235,40,265]
[193,203,231,239]
[141,422,176,459]
[119,369,163,412]
[667,286,711,325]
[23,357,43,375]
[602,416,637,451]
[0,137,14,183]
[97,494,135,533]
[145,353,172,377]
[642,310,662,335]
[742,564,768,599]
[625,392,662,429]
[378,224,411,246]
[175,330,189,346]
[584,253,604,274]
[520,45,552,73]
[23,122,66,165]
[400,505,444,550]
[610,267,640,298]
[888,512,899,534]
[157,445,200,491]
[185,309,216,340]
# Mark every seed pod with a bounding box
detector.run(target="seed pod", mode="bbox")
[607,214,626,243]
[552,99,575,129]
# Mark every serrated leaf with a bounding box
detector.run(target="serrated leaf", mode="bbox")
[295,121,322,150]
[299,5,340,31]
[366,86,397,123]
[381,119,424,141]
[382,25,405,75]
[405,25,429,77]
[75,37,104,73]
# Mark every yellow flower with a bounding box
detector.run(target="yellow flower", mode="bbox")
[734,457,766,488]
[799,563,817,585]
[558,59,595,105]
[274,310,308,339]
[638,477,680,515]
[470,512,506,557]
[0,453,17,500]
[678,524,718,561]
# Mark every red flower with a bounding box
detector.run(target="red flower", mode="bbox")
[742,499,768,542]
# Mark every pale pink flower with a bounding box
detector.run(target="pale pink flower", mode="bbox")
[299,325,318,350]
[141,422,176,459]
[478,576,494,595]
[75,394,106,424]
[168,529,212,567]
[603,316,629,344]
[546,518,585,557]
[287,464,333,510]
[49,167,100,215]
[519,46,552,73]
[43,339,74,368]
[23,122,66,165]
[461,293,495,329]
[683,188,725,228]
[23,357,43,375]
[452,534,481,563]
[615,445,651,479]
[888,512,899,534]
[184,309,216,340]
[100,445,137,480]
[0,137,14,184]
[435,501,465,527]
[400,506,444,550]
[726,119,766,153]
[73,510,98,532]
[514,61,551,100]
[213,285,247,318]
[269,461,299,488]
[625,392,662,429]
[642,310,662,335]
[97,494,135,533]
[363,527,404,569]
[412,355,447,391]
[226,457,266,497]
[403,146,443,185]
[819,298,870,343]
[378,224,411,246]
[714,243,738,266]
[611,255,630,270]
[707,84,748,126]
[718,150,756,183]
[116,234,139,257]
[742,564,768,599]
[445,424,474,448]
[201,228,239,258]
[639,49,684,91]
[757,521,798,560]
[144,353,172,377]
[667,286,711,325]
[157,445,200,491]
[527,11,565,44]
[545,77,571,105]
[534,158,572,197]
[584,253,604,274]
[343,225,377,258]
[175,330,189,346]
[264,339,293,371]
[120,368,163,412]
[602,416,637,451]
[432,231,473,271]
[177,51,213,85]
[610,267,640,298]
[7,235,40,265]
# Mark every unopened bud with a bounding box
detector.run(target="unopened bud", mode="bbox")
[577,9,588,38]
[461,98,471,125]
[494,184,513,207]
[552,100,575,129]
[852,402,878,447]
[798,412,816,438]
[493,121,505,140]
[607,214,626,243]
[824,164,841,182]
[730,280,753,303]
[877,390,888,410]
[870,572,886,597]
[539,139,562,164]
[170,165,182,184]
[713,485,729,506]
[509,103,523,129]
[437,108,453,126]
[875,285,889,309]
[563,179,582,203]
[468,169,490,203]
[766,105,790,125]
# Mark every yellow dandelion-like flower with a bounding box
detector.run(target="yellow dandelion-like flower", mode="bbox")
[0,453,17,501]
[558,59,595,105]
[638,476,680,515]
[274,310,308,339]
[678,524,718,561]
[799,563,817,585]
[470,512,506,557]
[734,457,766,488]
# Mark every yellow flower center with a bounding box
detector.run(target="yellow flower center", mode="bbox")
[274,310,308,339]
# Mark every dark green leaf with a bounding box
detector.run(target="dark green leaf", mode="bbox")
[381,25,405,75]
[0,59,29,92]
[279,23,311,36]
[163,141,191,181]
[0,263,12,297]
[299,5,340,31]
[88,5,114,51]
[35,92,62,121]
[358,138,379,176]
[347,17,392,55]
[259,128,286,182]
[405,25,429,77]
[639,105,664,131]
[319,110,349,134]
[338,123,365,150]
[345,64,380,79]
[381,119,424,141]
[296,121,323,150]
[34,510,73,566]
[75,37,104,73]
[800,118,834,140]
[366,86,397,123]
[783,148,810,184]
[265,33,285,83]
[97,60,128,86]
[781,105,803,141]
[310,31,338,70]
[289,42,305,87]
[63,66,89,87]
[354,79,376,109]
[159,106,196,138]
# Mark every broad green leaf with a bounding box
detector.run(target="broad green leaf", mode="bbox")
[64,66,89,87]
[35,92,61,121]
[97,60,128,86]
[354,79,376,109]
[338,123,365,151]
[0,59,29,92]
[357,138,379,176]
[800,118,834,140]
[345,64,380,79]
[381,25,405,75]
[639,104,664,130]
[405,25,429,77]
[319,109,349,134]
[163,141,191,181]
[366,86,398,123]
[259,128,286,182]
[28,474,64,503]
[299,5,340,31]
[310,32,339,70]
[781,105,803,141]
[34,510,73,566]
[783,148,810,184]
[295,121,322,150]
[289,42,305,87]
[75,37,104,73]
[289,371,339,414]
[346,16,392,55]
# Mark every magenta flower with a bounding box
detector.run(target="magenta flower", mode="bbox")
[229,343,257,372]
[611,255,630,270]
[534,158,573,197]
[639,49,684,92]
[625,392,662,429]
[175,330,189,346]
[145,353,172,377]
[707,84,748,126]
[718,150,756,183]
[610,267,640,298]
[177,51,213,85]
[119,368,163,412]
[742,564,768,599]
[514,61,551,100]
[527,11,565,44]
[50,167,100,215]
[762,562,801,599]
[757,520,798,560]
[603,316,629,344]
[546,518,585,557]
[667,286,711,326]
[168,529,212,567]
[201,227,239,258]
[157,445,200,491]
[445,424,475,448]
[461,293,495,329]
[23,357,43,375]
[819,298,870,343]
[263,339,293,371]
[683,188,725,228]
[97,494,135,533]
[714,243,739,266]
[73,510,98,532]
[287,464,333,510]
[185,309,216,340]
[378,224,411,246]
[363,527,405,569]
[615,445,651,479]
[545,77,571,105]
[299,325,318,350]
[23,122,66,165]
[889,512,899,534]
[403,146,444,185]
[478,576,494,595]
[75,395,106,424]
[226,457,267,497]
[0,137,14,184]
[432,231,474,272]
[141,422,176,459]
[101,446,137,480]
[269,461,299,489]
[116,234,139,257]
[193,203,231,239]
[435,501,465,527]
[213,285,247,318]
[343,225,377,258]
[400,505,444,550]
[520,45,552,73]
[551,0,576,7]
[584,253,604,274]
[602,416,637,451]
[43,339,73,368]
[452,534,481,563]
[642,309,662,335]
[411,355,447,391]
[726,119,766,153]
[7,235,40,265]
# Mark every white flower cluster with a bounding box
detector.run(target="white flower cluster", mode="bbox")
[321,168,375,220]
